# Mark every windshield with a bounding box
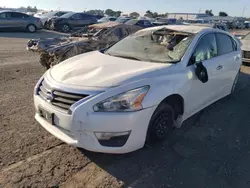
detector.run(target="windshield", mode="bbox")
[105,28,194,63]
[60,12,75,18]
[116,18,130,23]
[125,19,138,25]
[243,32,250,40]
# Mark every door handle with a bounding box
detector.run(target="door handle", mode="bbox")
[216,65,223,70]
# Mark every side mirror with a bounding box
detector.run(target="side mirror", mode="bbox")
[195,62,208,83]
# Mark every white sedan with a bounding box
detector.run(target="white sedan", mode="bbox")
[34,25,242,154]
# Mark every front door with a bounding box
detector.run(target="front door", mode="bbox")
[68,13,84,29]
[10,12,29,29]
[185,33,222,116]
[0,12,12,29]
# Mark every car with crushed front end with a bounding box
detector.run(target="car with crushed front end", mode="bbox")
[34,11,70,29]
[34,25,242,154]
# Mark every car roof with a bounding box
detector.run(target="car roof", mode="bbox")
[0,10,12,13]
[139,25,219,34]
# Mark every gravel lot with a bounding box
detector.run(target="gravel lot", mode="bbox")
[1,29,250,188]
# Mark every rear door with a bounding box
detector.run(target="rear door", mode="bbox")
[80,14,97,26]
[214,32,241,95]
[68,13,83,29]
[10,12,30,29]
[0,12,12,29]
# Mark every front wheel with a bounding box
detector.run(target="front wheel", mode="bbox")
[44,21,50,29]
[61,24,70,33]
[27,24,36,33]
[146,103,174,144]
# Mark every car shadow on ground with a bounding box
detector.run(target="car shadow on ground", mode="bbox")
[0,29,69,39]
[80,70,250,188]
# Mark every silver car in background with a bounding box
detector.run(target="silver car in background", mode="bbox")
[0,10,43,32]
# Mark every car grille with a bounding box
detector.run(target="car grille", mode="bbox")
[38,80,88,111]
[243,51,250,59]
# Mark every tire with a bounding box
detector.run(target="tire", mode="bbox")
[231,71,239,94]
[146,103,174,144]
[27,24,36,33]
[61,24,70,33]
[44,21,50,29]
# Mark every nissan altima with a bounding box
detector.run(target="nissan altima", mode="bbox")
[34,25,242,153]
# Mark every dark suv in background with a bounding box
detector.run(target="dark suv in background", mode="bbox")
[51,12,98,32]
[0,10,42,32]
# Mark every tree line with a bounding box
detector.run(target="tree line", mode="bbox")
[84,9,229,18]
[4,6,230,18]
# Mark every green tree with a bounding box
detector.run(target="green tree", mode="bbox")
[27,6,32,12]
[105,9,121,17]
[33,6,38,13]
[205,10,214,16]
[129,12,140,18]
[85,9,104,15]
[219,11,228,17]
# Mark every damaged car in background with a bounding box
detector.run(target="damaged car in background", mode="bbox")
[240,32,250,63]
[27,22,142,69]
[34,25,242,153]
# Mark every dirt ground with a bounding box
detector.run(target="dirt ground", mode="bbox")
[1,29,250,188]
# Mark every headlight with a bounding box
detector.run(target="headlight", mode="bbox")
[93,86,150,112]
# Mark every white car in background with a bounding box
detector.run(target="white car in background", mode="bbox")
[241,32,250,63]
[34,25,242,154]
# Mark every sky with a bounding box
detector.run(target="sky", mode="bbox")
[1,0,250,17]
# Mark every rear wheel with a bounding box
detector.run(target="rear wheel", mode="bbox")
[146,103,174,144]
[27,24,36,33]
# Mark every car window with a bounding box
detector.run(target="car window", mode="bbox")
[216,33,235,55]
[0,12,11,19]
[11,12,29,19]
[71,13,82,20]
[192,33,217,63]
[143,20,151,26]
[81,14,95,20]
[109,18,116,21]
[125,19,138,25]
[137,20,144,26]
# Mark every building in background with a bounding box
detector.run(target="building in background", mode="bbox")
[167,13,210,20]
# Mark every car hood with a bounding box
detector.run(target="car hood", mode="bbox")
[49,51,171,88]
[241,39,250,51]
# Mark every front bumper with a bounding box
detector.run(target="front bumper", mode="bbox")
[242,58,250,63]
[34,95,156,153]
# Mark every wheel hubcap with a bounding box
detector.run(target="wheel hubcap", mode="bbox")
[29,25,35,32]
[63,25,69,32]
[155,114,169,138]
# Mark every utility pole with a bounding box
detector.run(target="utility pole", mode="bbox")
[242,5,247,17]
